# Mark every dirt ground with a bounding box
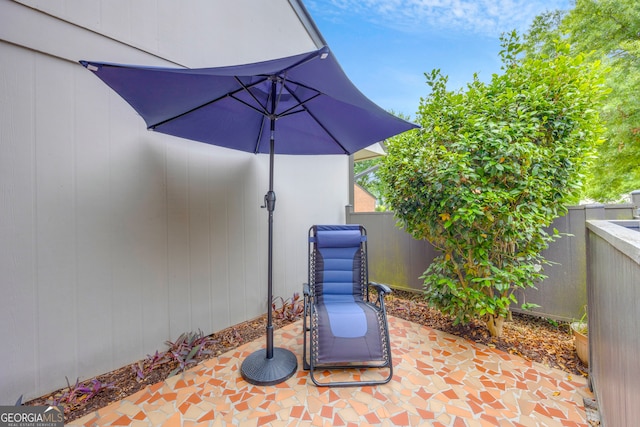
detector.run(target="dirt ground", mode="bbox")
[27,289,587,423]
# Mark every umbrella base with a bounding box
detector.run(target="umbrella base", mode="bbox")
[240,347,298,386]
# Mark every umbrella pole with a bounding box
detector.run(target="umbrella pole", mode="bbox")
[265,130,276,359]
[240,80,297,386]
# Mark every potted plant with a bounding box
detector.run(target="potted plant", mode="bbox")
[571,307,588,366]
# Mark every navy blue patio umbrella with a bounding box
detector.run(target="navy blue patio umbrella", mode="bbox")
[80,46,417,385]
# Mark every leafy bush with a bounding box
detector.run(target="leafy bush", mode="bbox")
[379,31,606,337]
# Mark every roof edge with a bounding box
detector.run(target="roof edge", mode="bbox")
[288,0,327,48]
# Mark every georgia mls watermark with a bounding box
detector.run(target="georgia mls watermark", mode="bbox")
[0,406,64,427]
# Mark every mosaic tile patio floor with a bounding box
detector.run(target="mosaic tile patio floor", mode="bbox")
[70,316,593,426]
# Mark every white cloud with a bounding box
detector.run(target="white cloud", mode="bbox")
[309,0,569,37]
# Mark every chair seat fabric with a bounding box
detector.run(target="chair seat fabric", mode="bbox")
[321,295,367,337]
[316,300,384,364]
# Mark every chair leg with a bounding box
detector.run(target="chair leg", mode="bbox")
[309,361,393,387]
[302,294,310,371]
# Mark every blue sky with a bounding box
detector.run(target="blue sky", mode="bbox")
[306,0,570,118]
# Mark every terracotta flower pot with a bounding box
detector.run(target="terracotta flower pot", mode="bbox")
[571,322,588,366]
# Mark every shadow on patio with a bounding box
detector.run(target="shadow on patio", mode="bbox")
[70,316,593,427]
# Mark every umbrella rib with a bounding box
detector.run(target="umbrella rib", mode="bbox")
[232,75,278,154]
[276,92,321,118]
[235,46,328,120]
[148,76,271,129]
[229,94,270,117]
[282,81,350,154]
[232,76,272,116]
[298,107,349,154]
[254,114,268,154]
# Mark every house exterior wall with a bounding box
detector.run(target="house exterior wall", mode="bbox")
[0,0,346,403]
[354,184,376,212]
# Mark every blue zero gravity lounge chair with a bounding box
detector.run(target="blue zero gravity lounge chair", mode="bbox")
[303,225,393,386]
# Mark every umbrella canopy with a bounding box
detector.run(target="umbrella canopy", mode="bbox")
[80,46,415,156]
[80,46,417,386]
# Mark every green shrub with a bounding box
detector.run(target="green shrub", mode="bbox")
[380,31,606,337]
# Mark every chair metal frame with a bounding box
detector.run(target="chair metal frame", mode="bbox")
[302,225,393,387]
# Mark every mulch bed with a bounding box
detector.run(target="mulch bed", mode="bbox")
[384,290,587,377]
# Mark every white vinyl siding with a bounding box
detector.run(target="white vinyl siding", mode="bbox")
[1,0,346,403]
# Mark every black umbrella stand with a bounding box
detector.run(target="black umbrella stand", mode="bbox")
[240,79,298,386]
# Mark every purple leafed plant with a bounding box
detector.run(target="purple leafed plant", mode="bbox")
[132,330,217,380]
[222,327,243,346]
[272,292,304,322]
[132,350,170,381]
[165,330,216,377]
[49,377,113,413]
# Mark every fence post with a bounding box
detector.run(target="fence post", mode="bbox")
[632,190,640,218]
[345,204,354,223]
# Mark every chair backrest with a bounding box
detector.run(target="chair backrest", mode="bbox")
[309,225,368,303]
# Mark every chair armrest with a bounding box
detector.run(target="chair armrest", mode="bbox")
[370,282,392,296]
[369,282,391,310]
